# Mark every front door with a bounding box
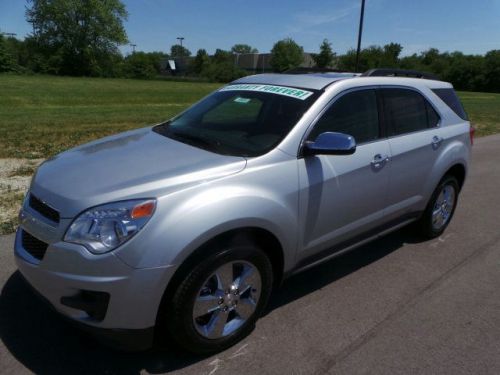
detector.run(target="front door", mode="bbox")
[297,88,391,263]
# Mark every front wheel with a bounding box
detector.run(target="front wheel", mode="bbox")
[163,244,273,354]
[418,175,459,238]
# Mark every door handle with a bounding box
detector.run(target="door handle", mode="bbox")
[371,154,390,168]
[431,136,444,148]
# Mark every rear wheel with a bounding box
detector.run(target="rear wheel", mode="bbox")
[418,175,459,238]
[163,244,273,354]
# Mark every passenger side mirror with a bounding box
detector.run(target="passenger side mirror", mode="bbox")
[303,132,356,156]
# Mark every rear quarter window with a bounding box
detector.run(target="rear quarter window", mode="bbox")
[432,88,468,120]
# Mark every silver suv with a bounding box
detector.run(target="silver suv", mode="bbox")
[15,69,472,354]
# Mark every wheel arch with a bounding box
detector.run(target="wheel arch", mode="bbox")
[444,163,466,191]
[154,226,286,340]
[171,227,285,289]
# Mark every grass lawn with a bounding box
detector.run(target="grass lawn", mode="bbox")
[0,74,221,159]
[457,91,500,136]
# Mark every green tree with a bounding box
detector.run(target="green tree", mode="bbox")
[123,51,166,79]
[201,62,246,82]
[200,49,247,82]
[335,43,500,93]
[0,35,18,72]
[26,0,128,76]
[338,43,402,72]
[170,44,191,58]
[313,39,335,68]
[213,49,233,64]
[483,50,500,92]
[3,36,29,71]
[399,53,424,71]
[270,38,304,72]
[381,43,402,68]
[191,48,210,75]
[441,52,483,91]
[337,49,358,71]
[231,44,258,54]
[19,35,61,74]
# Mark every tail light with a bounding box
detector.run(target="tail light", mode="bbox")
[469,125,475,146]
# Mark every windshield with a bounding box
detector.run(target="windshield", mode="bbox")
[154,85,321,157]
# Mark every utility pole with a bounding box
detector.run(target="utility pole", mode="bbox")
[176,37,185,47]
[1,32,17,38]
[355,0,366,73]
[130,44,137,53]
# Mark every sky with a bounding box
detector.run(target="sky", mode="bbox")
[1,0,500,57]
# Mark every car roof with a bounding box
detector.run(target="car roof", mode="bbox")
[232,73,453,91]
[232,73,358,91]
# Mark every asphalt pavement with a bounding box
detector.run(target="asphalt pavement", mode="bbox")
[1,134,500,374]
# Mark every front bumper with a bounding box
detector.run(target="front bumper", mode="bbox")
[18,270,156,351]
[14,227,176,349]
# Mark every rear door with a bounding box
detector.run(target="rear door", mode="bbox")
[380,87,443,221]
[297,88,391,262]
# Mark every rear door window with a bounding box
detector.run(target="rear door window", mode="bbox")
[381,88,440,136]
[426,102,440,127]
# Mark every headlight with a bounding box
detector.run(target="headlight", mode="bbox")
[64,199,156,254]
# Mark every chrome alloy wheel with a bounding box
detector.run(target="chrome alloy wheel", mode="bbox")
[192,261,262,339]
[432,184,456,231]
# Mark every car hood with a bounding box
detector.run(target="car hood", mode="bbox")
[30,127,246,218]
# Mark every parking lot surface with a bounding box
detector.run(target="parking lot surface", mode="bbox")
[1,134,500,375]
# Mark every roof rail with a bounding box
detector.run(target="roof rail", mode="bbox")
[362,68,439,81]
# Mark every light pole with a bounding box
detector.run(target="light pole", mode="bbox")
[130,44,137,53]
[355,0,366,72]
[176,37,185,47]
[1,32,17,38]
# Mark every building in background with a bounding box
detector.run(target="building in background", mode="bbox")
[160,52,317,76]
[159,56,192,75]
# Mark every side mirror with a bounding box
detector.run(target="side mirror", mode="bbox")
[303,132,356,156]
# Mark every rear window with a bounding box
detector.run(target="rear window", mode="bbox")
[432,88,468,120]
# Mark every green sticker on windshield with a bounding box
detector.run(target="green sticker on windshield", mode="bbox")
[220,84,314,100]
[234,97,251,104]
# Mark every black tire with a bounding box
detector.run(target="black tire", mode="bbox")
[162,243,273,354]
[417,175,459,239]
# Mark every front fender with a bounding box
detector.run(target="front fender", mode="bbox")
[116,185,298,271]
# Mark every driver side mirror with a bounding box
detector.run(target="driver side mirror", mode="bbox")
[303,132,356,156]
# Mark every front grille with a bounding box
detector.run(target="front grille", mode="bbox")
[22,230,49,261]
[29,194,60,223]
